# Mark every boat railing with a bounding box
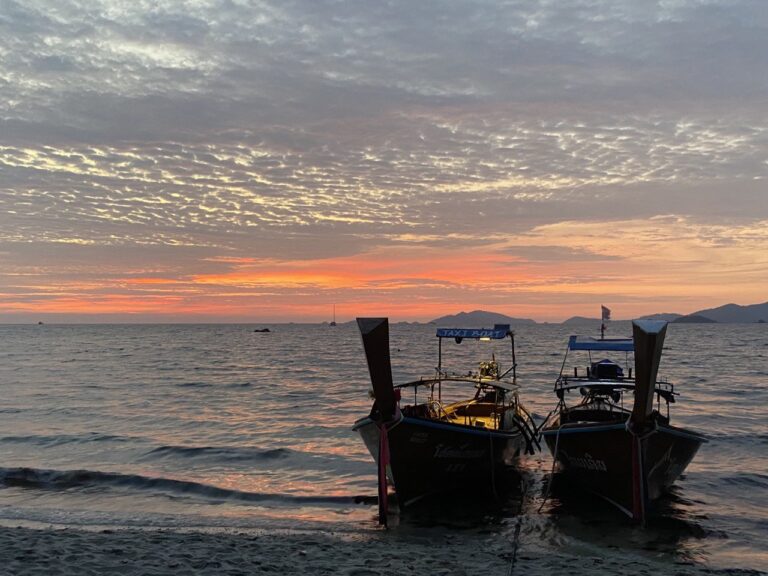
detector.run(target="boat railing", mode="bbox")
[554,375,676,403]
[397,375,520,390]
[397,376,523,421]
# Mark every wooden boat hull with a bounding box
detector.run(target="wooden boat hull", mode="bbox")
[541,421,705,518]
[353,415,528,506]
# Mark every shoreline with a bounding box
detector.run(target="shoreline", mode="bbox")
[0,524,737,576]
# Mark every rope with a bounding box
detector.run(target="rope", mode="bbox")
[516,409,540,455]
[538,422,563,513]
[488,430,498,500]
[377,420,389,526]
[626,416,658,524]
[536,405,560,435]
[625,416,659,441]
[376,410,404,527]
[507,475,529,576]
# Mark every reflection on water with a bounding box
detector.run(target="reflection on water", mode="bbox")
[538,470,712,566]
[0,322,765,571]
[388,471,529,530]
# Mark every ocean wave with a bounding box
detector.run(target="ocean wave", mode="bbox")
[0,433,136,446]
[702,432,768,445]
[704,569,768,576]
[142,445,291,462]
[0,466,364,506]
[718,472,768,489]
[174,382,213,388]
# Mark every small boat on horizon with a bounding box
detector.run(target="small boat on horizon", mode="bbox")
[330,305,337,327]
[539,320,706,523]
[353,318,538,524]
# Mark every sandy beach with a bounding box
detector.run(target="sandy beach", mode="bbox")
[0,524,732,576]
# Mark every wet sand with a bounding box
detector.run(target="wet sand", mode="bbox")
[0,525,729,576]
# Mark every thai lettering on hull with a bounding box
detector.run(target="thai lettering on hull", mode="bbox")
[565,451,608,472]
[433,443,486,459]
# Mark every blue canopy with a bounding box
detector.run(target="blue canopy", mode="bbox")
[568,335,634,351]
[436,326,510,340]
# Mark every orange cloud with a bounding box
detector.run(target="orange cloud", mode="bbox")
[1,295,185,314]
[189,246,541,290]
[119,277,185,285]
[2,216,766,322]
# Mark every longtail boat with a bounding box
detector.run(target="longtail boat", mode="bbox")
[539,320,706,522]
[352,318,538,524]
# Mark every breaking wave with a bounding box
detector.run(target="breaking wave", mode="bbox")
[0,466,364,506]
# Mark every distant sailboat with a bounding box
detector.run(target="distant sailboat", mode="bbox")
[330,305,337,326]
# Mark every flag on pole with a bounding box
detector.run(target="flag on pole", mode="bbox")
[600,305,610,339]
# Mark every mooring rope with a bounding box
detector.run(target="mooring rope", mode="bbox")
[488,430,499,500]
[376,410,404,527]
[538,422,563,513]
[625,416,658,525]
[507,476,529,576]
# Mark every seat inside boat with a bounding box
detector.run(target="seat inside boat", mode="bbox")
[451,401,497,417]
[444,401,503,428]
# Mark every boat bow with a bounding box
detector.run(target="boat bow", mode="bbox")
[357,318,397,422]
[631,320,668,431]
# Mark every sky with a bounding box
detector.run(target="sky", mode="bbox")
[0,0,766,323]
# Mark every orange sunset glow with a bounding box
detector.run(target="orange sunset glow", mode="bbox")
[2,213,766,322]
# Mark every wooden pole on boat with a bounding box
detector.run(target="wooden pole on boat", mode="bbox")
[357,318,397,526]
[631,320,667,427]
[629,319,668,523]
[510,331,517,381]
[357,318,396,422]
[630,433,645,523]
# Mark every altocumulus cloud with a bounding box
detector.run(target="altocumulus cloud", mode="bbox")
[0,0,766,319]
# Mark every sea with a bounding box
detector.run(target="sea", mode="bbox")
[0,322,765,572]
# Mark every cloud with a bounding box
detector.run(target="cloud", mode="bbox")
[3,0,768,130]
[502,245,622,263]
[0,0,766,320]
[1,215,766,322]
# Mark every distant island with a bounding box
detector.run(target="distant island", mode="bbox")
[561,316,599,325]
[431,310,536,326]
[637,313,683,322]
[672,314,718,324]
[429,301,768,325]
[688,301,768,323]
[665,301,768,323]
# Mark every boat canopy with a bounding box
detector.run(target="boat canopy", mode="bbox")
[436,325,510,340]
[568,335,634,352]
